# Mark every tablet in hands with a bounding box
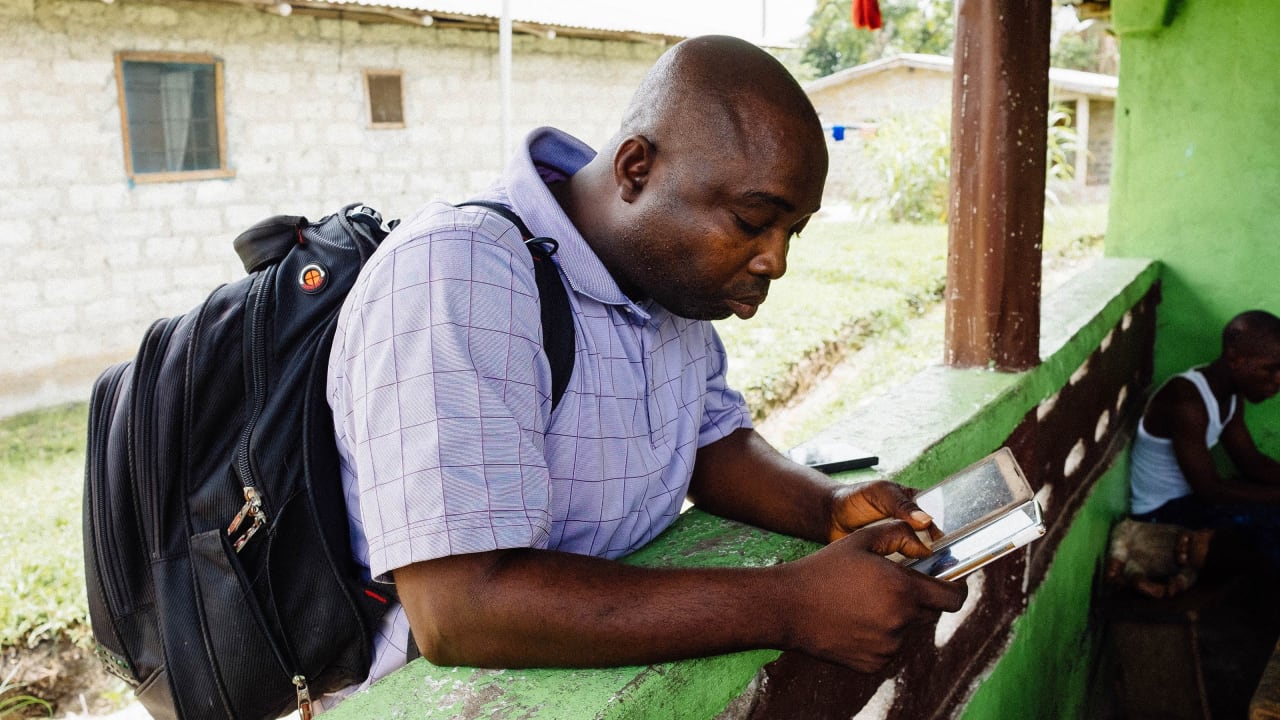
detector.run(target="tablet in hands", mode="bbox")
[902,448,1046,581]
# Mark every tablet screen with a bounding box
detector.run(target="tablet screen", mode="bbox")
[915,449,1030,544]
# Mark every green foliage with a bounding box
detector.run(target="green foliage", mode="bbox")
[1051,31,1102,71]
[803,3,1117,81]
[861,108,952,224]
[858,103,1082,224]
[713,220,949,420]
[1045,104,1080,184]
[1049,7,1119,74]
[0,665,52,719]
[1044,104,1083,211]
[801,0,954,77]
[1041,202,1108,261]
[752,203,1108,448]
[0,404,91,650]
[0,404,87,468]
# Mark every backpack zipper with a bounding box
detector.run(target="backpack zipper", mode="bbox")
[87,365,134,638]
[134,318,180,560]
[294,675,313,720]
[227,265,314,720]
[229,268,275,552]
[226,486,266,552]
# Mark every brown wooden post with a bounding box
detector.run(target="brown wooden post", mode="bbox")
[944,0,1052,370]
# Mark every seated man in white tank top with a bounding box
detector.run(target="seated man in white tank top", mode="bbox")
[1129,309,1280,569]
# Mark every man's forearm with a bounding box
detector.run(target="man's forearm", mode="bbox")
[1239,453,1280,486]
[687,428,837,543]
[397,547,790,669]
[396,524,968,674]
[1197,478,1280,505]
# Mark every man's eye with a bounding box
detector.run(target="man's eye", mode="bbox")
[733,215,766,236]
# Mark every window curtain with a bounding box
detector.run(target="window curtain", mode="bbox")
[159,69,195,171]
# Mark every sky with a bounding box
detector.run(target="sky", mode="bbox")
[419,0,819,46]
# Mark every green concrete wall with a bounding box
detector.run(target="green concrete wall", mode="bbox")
[960,454,1130,720]
[1106,0,1280,452]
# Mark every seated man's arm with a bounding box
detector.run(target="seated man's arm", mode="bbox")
[1220,410,1280,486]
[1165,382,1280,503]
[395,522,966,672]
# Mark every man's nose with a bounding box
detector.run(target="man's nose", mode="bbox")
[748,232,788,280]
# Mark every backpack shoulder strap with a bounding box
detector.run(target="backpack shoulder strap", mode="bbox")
[456,201,575,412]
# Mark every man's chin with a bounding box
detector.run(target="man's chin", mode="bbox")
[661,301,734,322]
[688,309,736,322]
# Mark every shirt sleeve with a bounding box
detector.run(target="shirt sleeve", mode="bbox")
[697,322,753,448]
[331,208,556,581]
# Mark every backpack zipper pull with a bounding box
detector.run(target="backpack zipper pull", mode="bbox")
[293,675,313,720]
[227,486,267,552]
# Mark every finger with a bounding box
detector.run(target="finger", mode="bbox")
[872,483,934,530]
[839,482,934,530]
[909,571,970,612]
[848,520,934,558]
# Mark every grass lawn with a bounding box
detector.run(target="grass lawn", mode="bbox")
[715,201,1107,443]
[0,402,91,650]
[0,201,1106,663]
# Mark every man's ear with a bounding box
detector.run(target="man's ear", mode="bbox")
[614,135,655,203]
[1223,344,1245,370]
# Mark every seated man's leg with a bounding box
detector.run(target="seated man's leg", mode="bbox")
[1133,496,1244,580]
[1203,503,1280,571]
[1133,494,1214,529]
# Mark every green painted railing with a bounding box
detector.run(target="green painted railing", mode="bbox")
[326,257,1159,719]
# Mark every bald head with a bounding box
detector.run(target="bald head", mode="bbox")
[1220,310,1280,403]
[553,36,828,321]
[611,35,824,162]
[1223,310,1280,357]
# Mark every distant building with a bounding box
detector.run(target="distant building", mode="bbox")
[803,53,1117,206]
[0,0,680,417]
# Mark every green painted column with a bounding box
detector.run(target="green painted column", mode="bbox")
[1106,0,1280,451]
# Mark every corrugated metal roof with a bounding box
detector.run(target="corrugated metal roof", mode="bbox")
[805,53,1118,100]
[198,0,811,47]
[269,0,697,40]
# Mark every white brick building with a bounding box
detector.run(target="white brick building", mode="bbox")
[0,0,673,416]
[804,53,1117,207]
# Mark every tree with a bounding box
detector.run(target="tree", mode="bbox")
[801,0,955,78]
[1049,6,1120,74]
[858,106,1080,224]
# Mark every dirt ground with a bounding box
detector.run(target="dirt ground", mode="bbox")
[1,639,136,718]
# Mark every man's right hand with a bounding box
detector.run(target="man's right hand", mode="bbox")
[778,520,969,672]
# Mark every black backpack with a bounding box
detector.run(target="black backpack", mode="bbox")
[83,202,574,720]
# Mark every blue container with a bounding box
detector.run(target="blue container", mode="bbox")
[831,125,846,141]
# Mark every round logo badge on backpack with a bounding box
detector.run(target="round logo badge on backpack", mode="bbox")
[299,264,328,294]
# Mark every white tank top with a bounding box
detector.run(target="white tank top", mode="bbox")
[1129,368,1236,515]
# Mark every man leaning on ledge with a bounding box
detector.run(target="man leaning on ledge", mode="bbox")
[321,35,967,707]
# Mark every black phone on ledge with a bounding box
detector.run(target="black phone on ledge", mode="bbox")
[786,442,879,474]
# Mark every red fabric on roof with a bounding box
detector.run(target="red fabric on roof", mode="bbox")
[852,0,882,30]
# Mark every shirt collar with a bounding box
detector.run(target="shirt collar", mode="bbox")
[494,127,649,320]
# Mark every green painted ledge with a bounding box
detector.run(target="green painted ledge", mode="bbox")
[806,256,1160,489]
[326,257,1159,720]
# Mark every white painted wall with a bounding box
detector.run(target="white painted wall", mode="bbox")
[0,0,664,416]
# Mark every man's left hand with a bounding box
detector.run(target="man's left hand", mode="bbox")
[827,481,935,543]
